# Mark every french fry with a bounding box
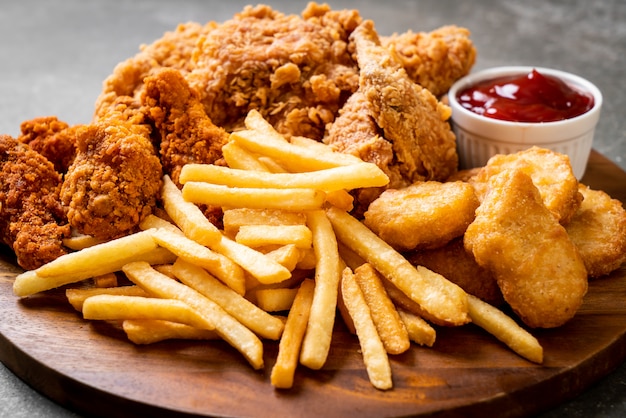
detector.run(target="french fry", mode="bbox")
[151,228,246,295]
[66,286,149,312]
[235,225,312,249]
[178,163,388,192]
[210,235,292,285]
[295,247,317,270]
[62,234,104,250]
[122,261,264,370]
[300,210,341,370]
[172,259,285,340]
[122,319,219,344]
[467,294,543,364]
[242,109,289,142]
[396,308,436,347]
[271,279,315,389]
[82,295,216,332]
[229,130,359,172]
[182,182,326,211]
[353,264,410,355]
[222,140,273,172]
[255,288,299,312]
[223,208,306,236]
[139,213,184,235]
[93,273,118,288]
[161,174,222,246]
[325,189,354,212]
[263,244,302,271]
[13,230,161,297]
[341,267,393,390]
[325,206,470,327]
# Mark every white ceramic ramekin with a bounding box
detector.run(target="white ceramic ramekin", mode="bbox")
[448,66,603,179]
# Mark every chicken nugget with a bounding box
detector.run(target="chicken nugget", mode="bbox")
[566,184,626,278]
[469,146,582,224]
[364,181,479,251]
[464,169,588,328]
[407,237,503,306]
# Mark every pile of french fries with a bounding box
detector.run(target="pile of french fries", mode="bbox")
[12,110,543,391]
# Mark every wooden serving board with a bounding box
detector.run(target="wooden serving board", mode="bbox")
[1,150,625,418]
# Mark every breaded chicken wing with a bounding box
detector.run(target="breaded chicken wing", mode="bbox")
[381,25,476,97]
[566,184,626,278]
[142,68,228,226]
[350,20,458,183]
[0,135,70,270]
[464,169,588,328]
[60,109,162,240]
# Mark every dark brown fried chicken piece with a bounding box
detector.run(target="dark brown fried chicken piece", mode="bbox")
[381,25,476,97]
[18,116,77,173]
[60,107,162,241]
[142,68,228,226]
[0,134,70,270]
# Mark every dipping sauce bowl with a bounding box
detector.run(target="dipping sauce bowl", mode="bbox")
[448,66,603,179]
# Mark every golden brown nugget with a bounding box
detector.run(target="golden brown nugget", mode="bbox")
[469,147,582,224]
[464,169,588,328]
[565,184,626,278]
[364,181,479,251]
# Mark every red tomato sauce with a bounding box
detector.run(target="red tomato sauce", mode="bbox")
[456,69,594,122]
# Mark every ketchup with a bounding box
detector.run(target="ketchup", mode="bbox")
[457,69,594,122]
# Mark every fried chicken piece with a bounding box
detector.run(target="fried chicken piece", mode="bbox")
[60,109,162,240]
[469,147,582,224]
[565,184,626,278]
[0,134,70,270]
[94,21,217,119]
[187,3,362,139]
[364,181,479,251]
[350,20,458,184]
[464,169,588,328]
[142,68,228,226]
[407,237,503,306]
[18,116,77,173]
[381,25,476,97]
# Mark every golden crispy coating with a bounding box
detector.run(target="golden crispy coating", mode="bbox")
[469,147,582,224]
[364,181,479,251]
[351,20,458,183]
[94,21,216,119]
[0,135,70,269]
[464,169,588,328]
[566,184,626,278]
[407,237,503,306]
[380,25,476,97]
[142,68,228,226]
[187,3,362,139]
[60,110,163,240]
[18,116,77,173]
[142,68,228,186]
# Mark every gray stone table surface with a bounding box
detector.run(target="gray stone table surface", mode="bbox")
[0,0,625,417]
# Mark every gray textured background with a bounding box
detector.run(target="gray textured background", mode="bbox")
[1,1,625,417]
